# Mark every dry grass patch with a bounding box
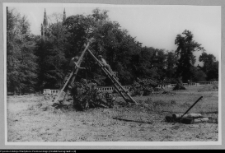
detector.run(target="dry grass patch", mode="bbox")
[7,85,218,142]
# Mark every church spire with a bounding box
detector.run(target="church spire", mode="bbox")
[43,8,48,27]
[41,9,48,40]
[63,8,66,22]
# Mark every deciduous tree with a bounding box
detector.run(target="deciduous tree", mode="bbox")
[175,30,205,82]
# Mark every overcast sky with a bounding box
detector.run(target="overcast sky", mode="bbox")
[5,3,221,62]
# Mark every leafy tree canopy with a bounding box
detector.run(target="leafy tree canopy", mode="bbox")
[175,30,205,82]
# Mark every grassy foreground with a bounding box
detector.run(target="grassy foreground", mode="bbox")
[7,84,218,142]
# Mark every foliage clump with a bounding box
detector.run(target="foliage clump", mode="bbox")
[130,78,158,96]
[7,8,38,94]
[70,79,114,111]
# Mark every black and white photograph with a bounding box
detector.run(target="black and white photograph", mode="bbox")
[4,2,221,146]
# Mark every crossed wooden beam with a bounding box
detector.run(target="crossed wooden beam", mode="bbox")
[53,39,137,105]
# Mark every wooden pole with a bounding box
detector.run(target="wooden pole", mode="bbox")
[179,96,203,120]
[87,49,137,104]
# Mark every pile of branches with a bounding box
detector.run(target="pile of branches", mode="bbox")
[70,79,114,111]
[130,78,158,96]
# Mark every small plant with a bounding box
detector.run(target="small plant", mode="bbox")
[144,98,152,104]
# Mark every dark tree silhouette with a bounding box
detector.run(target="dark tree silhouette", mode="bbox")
[174,30,205,90]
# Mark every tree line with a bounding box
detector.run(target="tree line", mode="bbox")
[7,8,219,94]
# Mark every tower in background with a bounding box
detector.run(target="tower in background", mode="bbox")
[41,8,66,40]
[63,8,66,23]
[41,9,48,40]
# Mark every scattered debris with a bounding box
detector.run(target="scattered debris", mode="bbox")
[165,113,209,124]
[173,113,202,119]
[113,117,153,124]
[165,96,206,124]
[179,96,203,120]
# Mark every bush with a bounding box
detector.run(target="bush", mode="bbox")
[70,79,114,111]
[130,78,157,96]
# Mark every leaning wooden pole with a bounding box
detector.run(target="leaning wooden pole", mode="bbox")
[87,49,138,105]
[69,42,91,85]
[101,66,129,103]
[179,96,203,120]
[53,41,91,104]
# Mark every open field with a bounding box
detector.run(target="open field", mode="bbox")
[7,85,218,142]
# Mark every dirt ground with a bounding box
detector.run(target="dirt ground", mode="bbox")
[7,85,218,142]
